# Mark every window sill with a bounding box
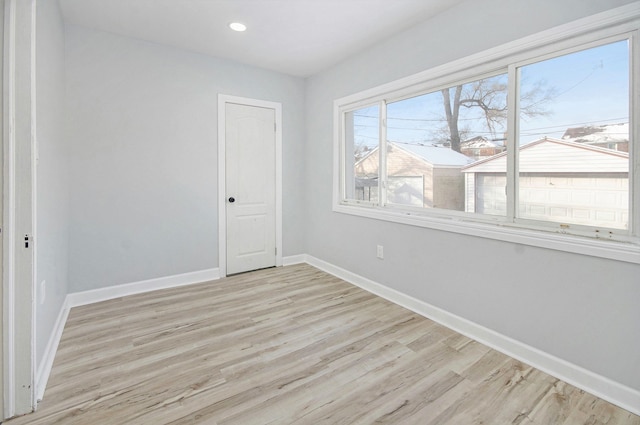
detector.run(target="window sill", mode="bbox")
[333,203,640,264]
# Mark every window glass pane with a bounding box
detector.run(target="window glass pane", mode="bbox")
[387,74,507,214]
[518,40,629,229]
[345,105,379,202]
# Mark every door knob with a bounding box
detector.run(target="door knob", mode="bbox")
[228,197,235,203]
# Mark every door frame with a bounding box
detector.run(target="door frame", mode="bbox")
[3,0,36,418]
[217,95,282,278]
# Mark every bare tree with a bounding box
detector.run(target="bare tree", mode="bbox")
[441,77,554,152]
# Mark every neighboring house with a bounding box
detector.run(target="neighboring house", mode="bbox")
[462,137,629,229]
[460,136,506,160]
[561,122,629,152]
[355,141,473,209]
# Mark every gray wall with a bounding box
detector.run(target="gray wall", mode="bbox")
[65,25,306,292]
[305,0,640,391]
[36,0,69,369]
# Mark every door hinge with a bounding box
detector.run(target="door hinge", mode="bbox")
[275,247,277,255]
[274,123,276,132]
[24,234,32,248]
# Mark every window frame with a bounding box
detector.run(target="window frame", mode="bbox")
[333,4,640,264]
[509,34,633,236]
[340,101,384,208]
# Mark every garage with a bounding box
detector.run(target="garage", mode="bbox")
[462,138,629,229]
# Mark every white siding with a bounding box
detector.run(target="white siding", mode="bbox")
[463,139,628,174]
[519,142,628,173]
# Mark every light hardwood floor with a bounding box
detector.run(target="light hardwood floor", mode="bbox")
[5,264,639,424]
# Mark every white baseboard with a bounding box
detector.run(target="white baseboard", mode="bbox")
[66,268,220,308]
[35,267,220,404]
[282,254,307,266]
[35,297,71,401]
[304,255,640,416]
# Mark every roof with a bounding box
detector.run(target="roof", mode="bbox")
[391,142,474,167]
[461,137,628,173]
[461,136,503,149]
[561,122,629,145]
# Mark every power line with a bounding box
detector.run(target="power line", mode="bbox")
[354,114,493,122]
[356,118,628,135]
[520,117,628,132]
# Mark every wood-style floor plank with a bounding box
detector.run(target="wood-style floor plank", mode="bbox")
[5,264,639,425]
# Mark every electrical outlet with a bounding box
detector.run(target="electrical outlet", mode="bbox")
[376,245,384,259]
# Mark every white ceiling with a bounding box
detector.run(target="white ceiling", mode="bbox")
[59,0,465,77]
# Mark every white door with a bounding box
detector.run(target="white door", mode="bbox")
[225,103,276,275]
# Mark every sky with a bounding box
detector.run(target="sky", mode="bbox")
[352,38,629,149]
[519,39,628,143]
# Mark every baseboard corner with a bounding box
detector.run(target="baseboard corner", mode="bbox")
[35,297,71,402]
[282,254,307,266]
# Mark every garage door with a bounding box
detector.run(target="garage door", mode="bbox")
[475,174,507,216]
[518,173,628,229]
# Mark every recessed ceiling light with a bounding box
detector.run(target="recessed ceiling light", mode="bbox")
[229,22,247,32]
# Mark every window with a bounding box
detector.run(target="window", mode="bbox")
[335,7,640,262]
[385,73,508,212]
[516,41,629,230]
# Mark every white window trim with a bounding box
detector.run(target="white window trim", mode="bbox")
[333,2,640,264]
